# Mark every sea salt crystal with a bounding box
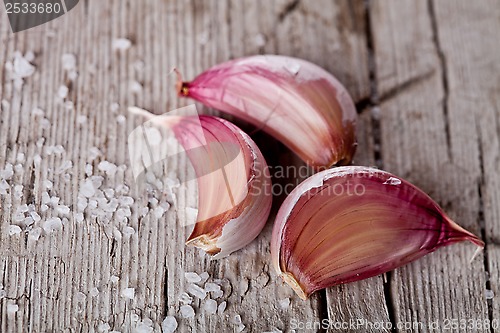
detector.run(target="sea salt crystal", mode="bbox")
[57,160,73,174]
[117,115,126,124]
[58,85,69,99]
[113,38,132,51]
[85,164,93,176]
[30,211,41,223]
[61,53,76,71]
[88,147,102,161]
[179,305,195,318]
[278,298,290,309]
[57,205,71,215]
[97,323,111,333]
[122,226,135,236]
[203,299,217,314]
[204,282,221,293]
[212,289,223,299]
[8,225,22,236]
[89,287,99,297]
[134,320,153,333]
[24,51,35,62]
[32,108,45,117]
[110,102,120,112]
[285,61,301,75]
[80,179,96,197]
[129,81,142,94]
[0,180,9,195]
[16,153,25,163]
[233,314,242,325]
[485,289,494,299]
[110,275,120,284]
[161,316,178,333]
[383,177,401,186]
[199,272,209,283]
[13,55,35,78]
[75,212,84,223]
[14,185,23,199]
[98,161,118,176]
[121,288,135,299]
[0,163,14,179]
[184,272,201,283]
[43,217,63,233]
[187,284,206,300]
[7,303,19,314]
[254,33,266,47]
[178,292,192,305]
[28,228,42,241]
[217,301,226,315]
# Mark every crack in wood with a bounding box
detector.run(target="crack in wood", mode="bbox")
[428,0,452,162]
[278,0,300,22]
[475,118,495,333]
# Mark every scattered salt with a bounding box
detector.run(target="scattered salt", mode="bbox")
[178,292,192,305]
[117,115,126,124]
[77,115,87,124]
[383,177,401,186]
[285,61,301,75]
[122,226,135,236]
[89,287,99,297]
[254,33,266,47]
[58,85,69,99]
[184,272,202,283]
[217,301,226,315]
[121,288,135,300]
[233,314,242,325]
[161,316,178,333]
[113,38,132,51]
[7,303,19,314]
[187,283,206,300]
[110,275,120,284]
[16,153,25,163]
[75,212,84,223]
[56,205,71,215]
[203,299,217,314]
[212,289,223,299]
[199,272,210,283]
[129,81,142,94]
[179,305,195,318]
[204,282,221,293]
[13,54,35,78]
[28,228,42,241]
[85,164,93,176]
[57,160,73,174]
[110,102,120,112]
[97,323,111,333]
[485,289,494,299]
[278,298,290,310]
[61,53,77,71]
[80,179,96,197]
[134,320,153,333]
[43,217,63,233]
[98,161,118,176]
[88,147,102,160]
[8,225,22,236]
[32,108,45,117]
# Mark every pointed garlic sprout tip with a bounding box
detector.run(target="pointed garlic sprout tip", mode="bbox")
[178,55,357,168]
[271,166,484,299]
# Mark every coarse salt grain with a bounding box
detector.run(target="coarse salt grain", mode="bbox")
[110,275,120,284]
[43,217,63,233]
[179,305,195,318]
[89,287,99,297]
[217,301,226,315]
[113,38,132,51]
[8,225,22,236]
[203,299,217,314]
[161,316,178,333]
[178,292,192,305]
[187,284,206,300]
[278,298,290,309]
[58,85,69,99]
[61,53,76,71]
[204,282,221,293]
[184,272,201,283]
[7,303,19,314]
[121,288,135,299]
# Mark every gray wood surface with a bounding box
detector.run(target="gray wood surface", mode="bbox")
[0,0,498,332]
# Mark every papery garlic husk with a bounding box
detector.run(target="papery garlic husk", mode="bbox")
[271,166,484,300]
[177,55,357,169]
[128,109,272,259]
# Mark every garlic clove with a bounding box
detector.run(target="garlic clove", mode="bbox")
[271,166,484,300]
[180,116,272,258]
[128,108,272,259]
[177,55,357,169]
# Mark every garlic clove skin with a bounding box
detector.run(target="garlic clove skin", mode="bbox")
[271,166,484,300]
[128,108,272,259]
[177,55,357,169]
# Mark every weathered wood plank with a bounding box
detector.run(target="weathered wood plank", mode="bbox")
[371,0,498,331]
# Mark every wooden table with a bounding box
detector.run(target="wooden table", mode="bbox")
[1,0,499,332]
